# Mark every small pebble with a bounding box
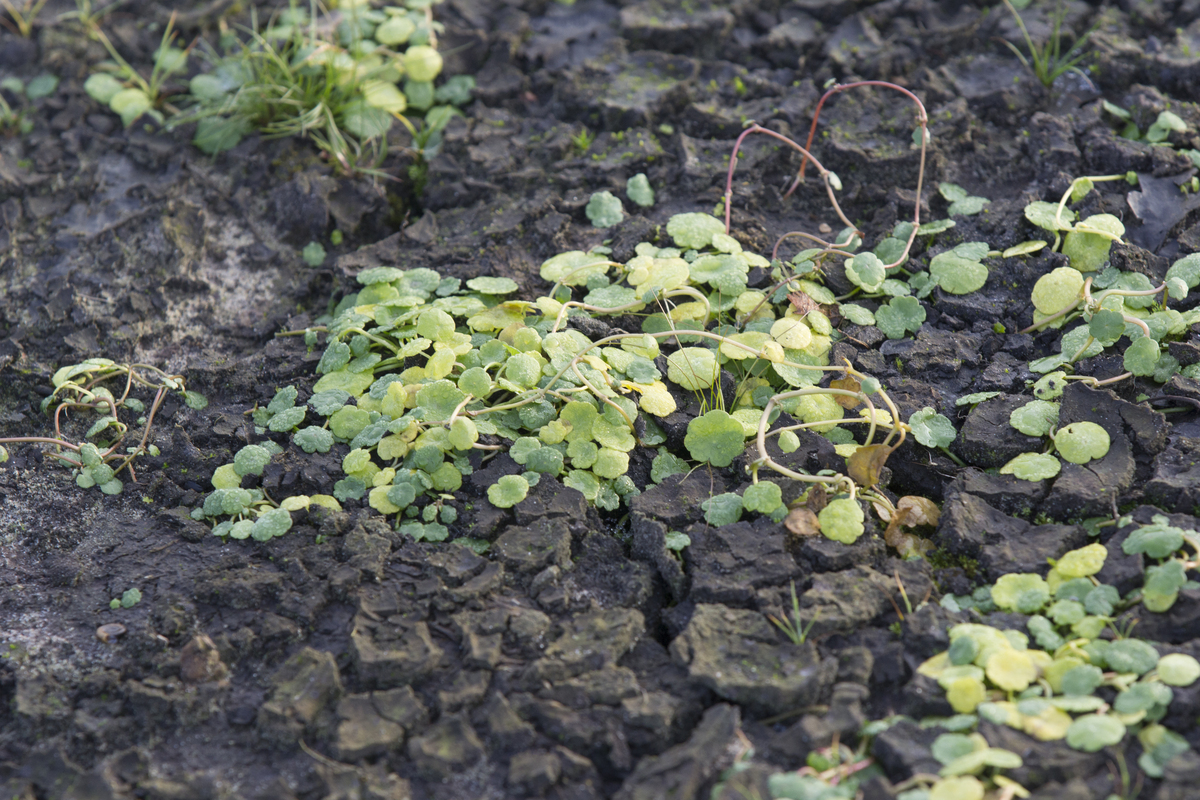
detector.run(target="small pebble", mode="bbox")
[96,623,126,643]
[818,223,832,234]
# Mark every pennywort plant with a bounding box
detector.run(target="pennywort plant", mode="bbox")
[1015,173,1200,386]
[931,542,1200,775]
[0,359,204,495]
[199,208,930,549]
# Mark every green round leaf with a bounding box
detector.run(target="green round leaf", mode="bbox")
[999,452,1061,481]
[1056,543,1107,579]
[329,406,371,440]
[1033,371,1069,401]
[1066,714,1126,752]
[909,407,956,448]
[84,73,125,104]
[1123,517,1186,558]
[626,173,655,207]
[874,295,926,339]
[743,482,783,514]
[930,252,988,294]
[685,410,745,467]
[1024,201,1077,232]
[252,508,293,541]
[845,252,886,293]
[701,492,743,526]
[1053,421,1110,464]
[1166,253,1200,289]
[667,347,718,390]
[1105,639,1160,675]
[233,444,272,477]
[586,191,625,228]
[1061,664,1104,696]
[1089,309,1126,342]
[1157,654,1200,687]
[1031,267,1085,315]
[404,45,443,82]
[1009,400,1060,437]
[294,426,334,454]
[466,277,518,295]
[1124,337,1160,377]
[488,474,529,508]
[110,87,151,127]
[991,573,1049,613]
[818,497,865,544]
[540,251,610,286]
[666,212,725,249]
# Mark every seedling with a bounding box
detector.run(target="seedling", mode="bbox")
[999,0,1095,88]
[0,0,48,37]
[769,582,819,644]
[109,587,142,609]
[570,126,595,154]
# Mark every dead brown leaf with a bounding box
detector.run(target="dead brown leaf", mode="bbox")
[896,496,940,528]
[804,483,828,514]
[830,376,862,409]
[846,444,894,488]
[784,507,821,537]
[787,291,819,316]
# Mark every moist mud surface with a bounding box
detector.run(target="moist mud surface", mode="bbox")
[4,1,1200,798]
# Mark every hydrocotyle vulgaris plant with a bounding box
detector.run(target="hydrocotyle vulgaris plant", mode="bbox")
[0,359,205,494]
[930,542,1200,776]
[182,206,950,551]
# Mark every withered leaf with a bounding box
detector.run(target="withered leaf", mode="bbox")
[830,376,862,409]
[787,291,819,316]
[896,495,940,528]
[784,507,821,537]
[847,444,894,488]
[803,483,828,514]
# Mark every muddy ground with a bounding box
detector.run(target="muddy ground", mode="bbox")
[3,0,1200,798]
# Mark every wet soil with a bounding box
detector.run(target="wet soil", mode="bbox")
[3,0,1200,798]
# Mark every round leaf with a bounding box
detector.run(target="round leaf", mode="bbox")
[1157,654,1200,687]
[1031,267,1084,315]
[487,474,529,508]
[1065,714,1125,752]
[252,508,293,541]
[818,497,865,544]
[930,252,988,294]
[1056,543,1107,579]
[743,482,783,514]
[1010,400,1060,437]
[1124,337,1160,377]
[909,407,956,448]
[667,347,718,390]
[666,212,725,249]
[685,410,745,467]
[1000,452,1061,481]
[1053,422,1110,464]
